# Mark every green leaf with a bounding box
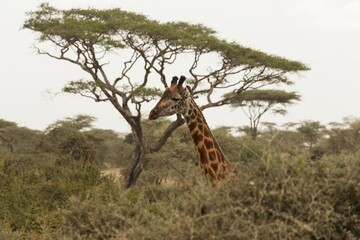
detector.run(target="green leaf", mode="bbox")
[131,86,162,98]
[62,80,98,94]
[225,89,300,107]
[24,4,309,72]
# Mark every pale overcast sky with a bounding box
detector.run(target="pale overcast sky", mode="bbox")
[1,0,360,133]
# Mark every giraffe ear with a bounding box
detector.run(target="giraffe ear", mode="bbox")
[183,85,192,97]
[178,76,186,87]
[171,76,179,86]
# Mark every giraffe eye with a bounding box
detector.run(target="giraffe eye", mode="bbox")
[172,96,181,101]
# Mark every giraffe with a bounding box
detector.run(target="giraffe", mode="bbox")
[149,75,232,185]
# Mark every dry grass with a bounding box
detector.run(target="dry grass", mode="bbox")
[101,167,123,182]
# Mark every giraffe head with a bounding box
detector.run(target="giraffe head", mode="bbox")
[149,76,191,120]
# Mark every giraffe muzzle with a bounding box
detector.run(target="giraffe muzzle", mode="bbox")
[148,109,160,120]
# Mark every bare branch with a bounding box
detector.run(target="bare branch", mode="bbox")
[150,114,185,152]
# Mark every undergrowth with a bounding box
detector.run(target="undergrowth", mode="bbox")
[1,150,358,239]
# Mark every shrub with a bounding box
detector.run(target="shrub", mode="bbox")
[0,153,119,235]
[1,127,359,239]
[56,152,360,240]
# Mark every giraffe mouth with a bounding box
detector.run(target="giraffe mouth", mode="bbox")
[148,109,160,120]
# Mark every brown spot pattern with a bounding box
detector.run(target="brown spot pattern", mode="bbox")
[208,151,216,162]
[203,129,211,138]
[198,146,207,164]
[204,138,214,149]
[181,99,230,185]
[188,121,197,131]
[198,124,204,132]
[211,163,218,172]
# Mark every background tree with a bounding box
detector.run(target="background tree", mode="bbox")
[41,114,132,164]
[263,122,305,157]
[42,115,97,161]
[325,117,360,154]
[225,89,300,139]
[0,120,18,153]
[297,120,325,152]
[84,128,132,167]
[0,119,42,154]
[0,119,18,152]
[261,121,278,137]
[24,4,309,187]
[46,114,96,132]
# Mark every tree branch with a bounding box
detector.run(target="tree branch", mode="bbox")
[150,114,185,152]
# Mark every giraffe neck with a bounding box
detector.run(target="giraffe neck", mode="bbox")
[183,99,229,184]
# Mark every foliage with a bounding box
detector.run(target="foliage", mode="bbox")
[24,4,308,72]
[1,116,360,239]
[42,116,97,161]
[3,151,358,239]
[84,128,133,167]
[132,119,196,184]
[0,119,42,154]
[67,151,360,239]
[266,129,305,156]
[297,120,325,151]
[0,115,131,166]
[46,114,96,132]
[226,89,300,105]
[0,119,18,128]
[212,127,265,162]
[324,117,360,154]
[0,153,119,235]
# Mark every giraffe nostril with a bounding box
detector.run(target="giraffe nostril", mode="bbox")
[149,109,158,120]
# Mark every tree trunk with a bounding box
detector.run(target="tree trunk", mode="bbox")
[124,116,185,188]
[124,116,148,188]
[250,120,258,140]
[125,143,147,188]
[251,127,257,140]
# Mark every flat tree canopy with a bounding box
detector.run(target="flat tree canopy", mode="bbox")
[226,89,300,106]
[24,4,308,70]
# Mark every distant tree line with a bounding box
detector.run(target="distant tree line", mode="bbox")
[1,115,360,171]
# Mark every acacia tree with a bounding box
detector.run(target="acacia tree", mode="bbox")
[24,4,309,187]
[326,118,360,153]
[225,89,300,139]
[297,121,325,152]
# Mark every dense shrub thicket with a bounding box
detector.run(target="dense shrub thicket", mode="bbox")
[1,152,358,239]
[0,116,359,239]
[0,154,119,238]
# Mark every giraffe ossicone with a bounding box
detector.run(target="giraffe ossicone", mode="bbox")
[149,75,232,185]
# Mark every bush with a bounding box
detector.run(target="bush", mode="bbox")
[0,153,119,235]
[56,152,360,240]
[1,121,359,239]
